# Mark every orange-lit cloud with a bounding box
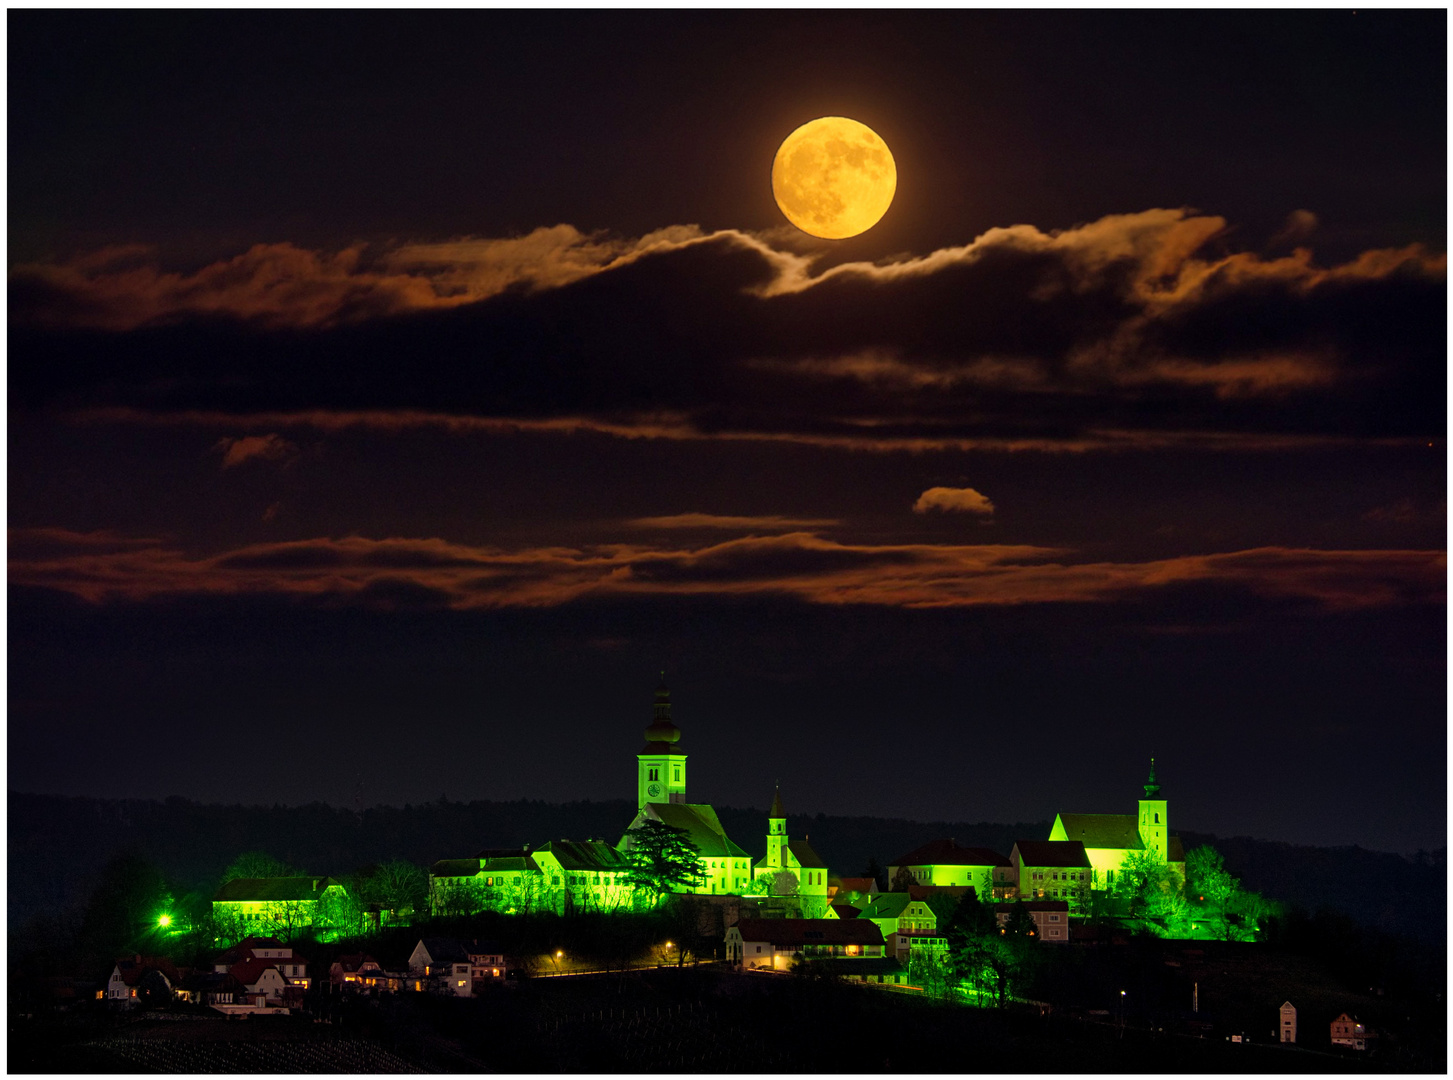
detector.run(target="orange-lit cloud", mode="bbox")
[68,406,1428,456]
[214,433,297,468]
[913,487,995,516]
[9,528,1441,614]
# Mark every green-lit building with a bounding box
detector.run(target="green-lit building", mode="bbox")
[751,786,830,913]
[886,838,1014,899]
[212,876,350,938]
[1048,759,1185,890]
[619,679,754,896]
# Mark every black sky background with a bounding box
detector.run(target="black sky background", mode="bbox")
[8,10,1446,855]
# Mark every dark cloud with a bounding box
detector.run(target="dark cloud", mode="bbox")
[10,211,1444,449]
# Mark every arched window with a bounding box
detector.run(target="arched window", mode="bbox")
[1154,812,1160,823]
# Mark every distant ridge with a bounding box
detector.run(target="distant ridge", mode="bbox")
[8,791,1444,942]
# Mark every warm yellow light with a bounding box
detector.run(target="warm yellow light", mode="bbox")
[772,116,896,239]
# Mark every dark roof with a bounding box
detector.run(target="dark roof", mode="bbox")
[769,787,786,818]
[733,919,884,946]
[213,876,342,902]
[332,954,379,973]
[179,970,241,992]
[113,957,181,986]
[416,937,470,964]
[430,858,482,878]
[1012,840,1092,869]
[833,876,876,894]
[627,803,749,858]
[831,903,862,920]
[483,855,540,873]
[888,838,1011,868]
[1052,814,1145,851]
[475,846,530,859]
[533,839,630,871]
[639,743,688,755]
[466,940,504,956]
[860,893,932,921]
[786,839,827,870]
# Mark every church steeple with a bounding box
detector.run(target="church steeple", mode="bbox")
[1143,757,1161,798]
[1137,757,1168,860]
[765,783,787,868]
[637,673,687,807]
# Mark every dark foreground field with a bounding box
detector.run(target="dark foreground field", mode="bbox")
[9,965,1434,1074]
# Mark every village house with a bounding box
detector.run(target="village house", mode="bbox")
[1009,840,1093,910]
[994,900,1072,941]
[211,877,349,938]
[1331,1012,1377,1051]
[213,936,309,988]
[329,954,383,987]
[408,938,474,996]
[887,838,1014,900]
[105,956,180,1004]
[726,918,885,971]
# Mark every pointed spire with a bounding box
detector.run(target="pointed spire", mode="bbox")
[769,783,786,819]
[1143,756,1161,798]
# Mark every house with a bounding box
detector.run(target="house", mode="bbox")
[213,936,309,988]
[1330,1013,1376,1051]
[1048,760,1186,890]
[1009,840,1093,910]
[408,938,474,996]
[530,839,635,914]
[856,893,941,958]
[886,838,1013,900]
[330,954,383,986]
[993,900,1072,941]
[428,849,546,916]
[830,876,879,907]
[726,918,885,971]
[227,957,291,1002]
[466,940,507,984]
[211,877,350,938]
[751,787,831,915]
[619,680,754,898]
[1279,1001,1297,1043]
[105,956,180,1003]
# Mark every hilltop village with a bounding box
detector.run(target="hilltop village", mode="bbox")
[212,681,1189,965]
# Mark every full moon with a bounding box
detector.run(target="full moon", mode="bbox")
[771,116,896,239]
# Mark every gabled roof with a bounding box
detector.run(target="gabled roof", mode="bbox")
[630,803,750,858]
[888,838,1011,868]
[859,893,922,921]
[1011,840,1092,869]
[416,937,470,965]
[466,940,504,956]
[787,840,827,870]
[213,876,342,902]
[831,903,862,920]
[733,919,884,946]
[833,876,877,895]
[180,970,241,992]
[483,855,540,873]
[332,954,380,973]
[112,957,181,987]
[1053,813,1145,851]
[532,839,630,871]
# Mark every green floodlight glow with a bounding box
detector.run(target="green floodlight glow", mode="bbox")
[158,914,172,928]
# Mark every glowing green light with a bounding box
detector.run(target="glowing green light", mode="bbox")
[158,914,172,928]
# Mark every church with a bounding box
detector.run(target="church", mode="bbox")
[1047,759,1185,890]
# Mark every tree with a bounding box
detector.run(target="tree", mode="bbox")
[1113,849,1176,920]
[860,857,886,893]
[621,819,705,903]
[890,866,916,893]
[363,860,427,921]
[221,851,297,884]
[1186,845,1239,939]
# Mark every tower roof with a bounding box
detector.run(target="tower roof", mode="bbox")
[769,784,785,819]
[643,674,682,748]
[1143,757,1161,798]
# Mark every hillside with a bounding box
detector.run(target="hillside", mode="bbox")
[8,791,1444,943]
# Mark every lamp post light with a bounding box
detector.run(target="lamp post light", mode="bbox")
[551,950,564,976]
[1120,989,1128,1037]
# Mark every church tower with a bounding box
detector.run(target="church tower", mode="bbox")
[637,675,687,807]
[1137,758,1169,861]
[765,785,787,869]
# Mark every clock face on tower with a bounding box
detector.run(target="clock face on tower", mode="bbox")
[647,782,661,798]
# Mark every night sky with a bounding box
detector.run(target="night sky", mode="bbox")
[9,11,1446,855]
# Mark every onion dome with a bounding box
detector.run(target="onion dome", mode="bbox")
[1143,757,1161,798]
[643,673,681,745]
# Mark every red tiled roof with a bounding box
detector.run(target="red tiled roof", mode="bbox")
[229,957,285,986]
[1011,840,1091,869]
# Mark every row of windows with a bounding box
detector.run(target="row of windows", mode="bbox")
[644,767,683,782]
